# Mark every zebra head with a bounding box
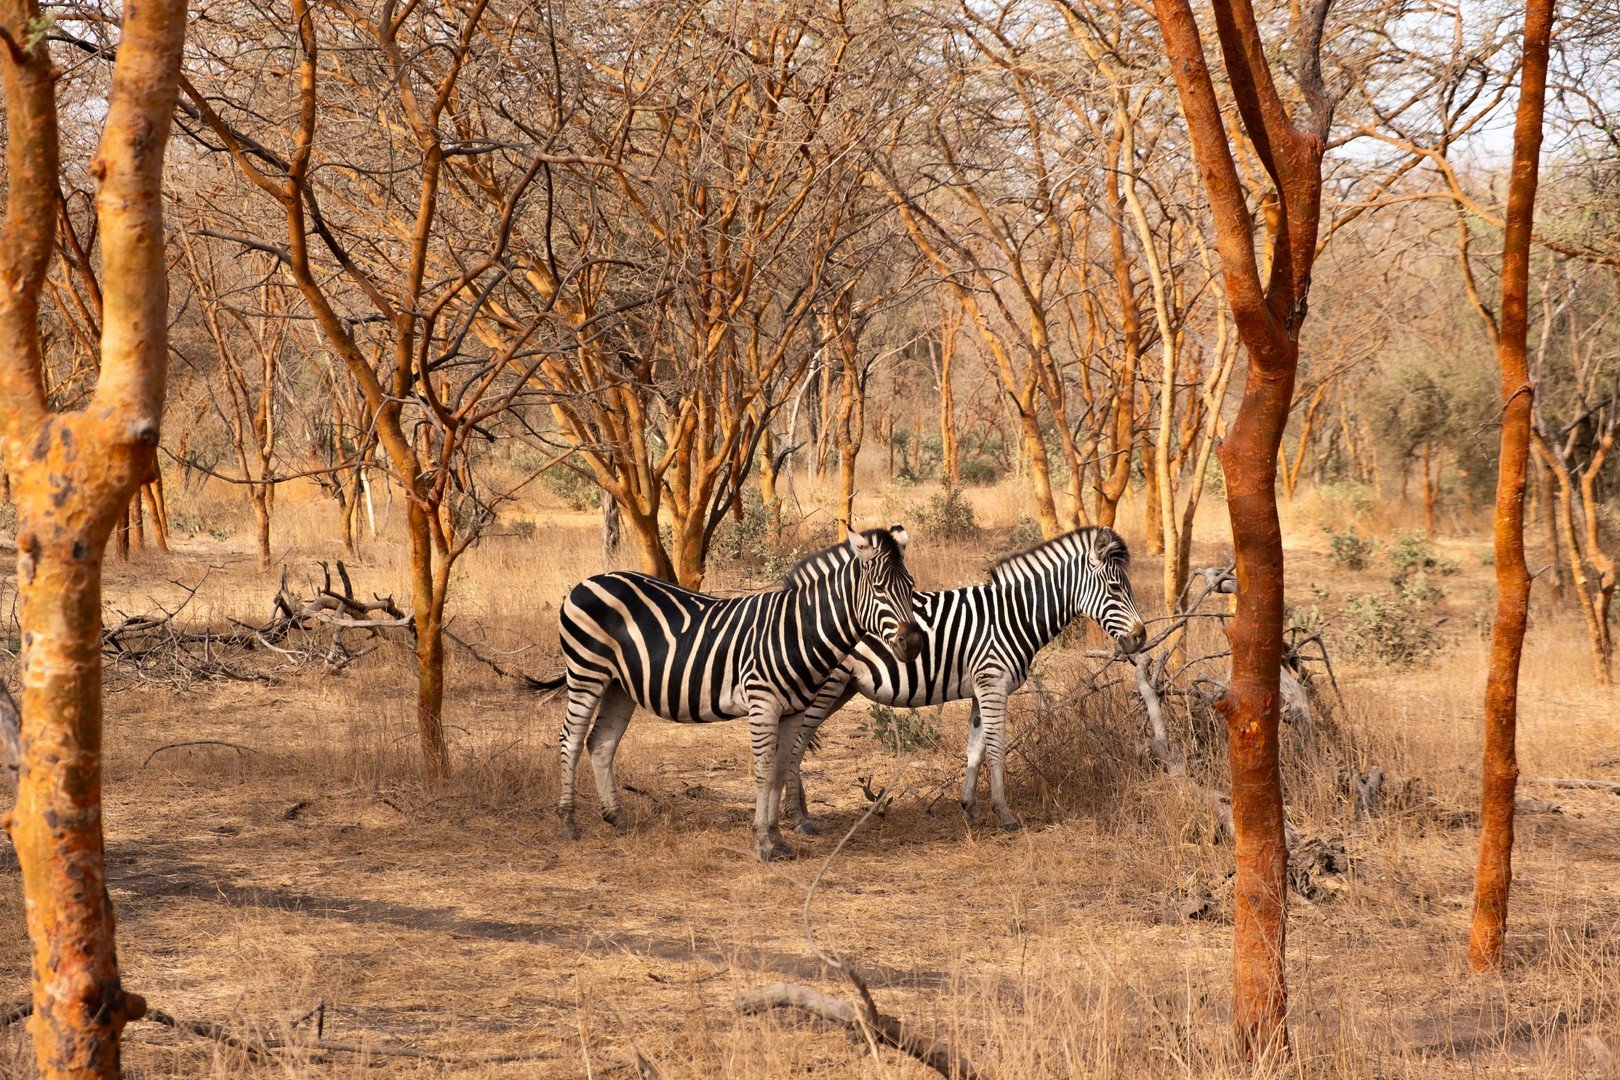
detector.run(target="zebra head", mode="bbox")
[1078,528,1147,654]
[847,525,924,663]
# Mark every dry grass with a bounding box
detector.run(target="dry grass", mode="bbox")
[2,473,1617,1078]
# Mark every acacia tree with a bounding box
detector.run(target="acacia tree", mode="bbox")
[176,232,294,572]
[1149,0,1333,1056]
[472,0,888,586]
[0,0,187,1070]
[1470,0,1556,974]
[182,0,563,780]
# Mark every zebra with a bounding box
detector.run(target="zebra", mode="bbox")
[534,526,922,862]
[781,526,1146,834]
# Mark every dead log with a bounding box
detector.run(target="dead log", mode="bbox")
[736,983,989,1080]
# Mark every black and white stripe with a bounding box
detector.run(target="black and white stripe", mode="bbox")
[784,526,1146,832]
[550,526,920,861]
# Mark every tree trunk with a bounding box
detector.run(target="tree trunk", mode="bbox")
[622,499,676,581]
[142,479,169,552]
[6,432,150,1077]
[407,502,451,784]
[1151,0,1331,1056]
[1533,454,1564,597]
[250,483,273,573]
[939,309,960,484]
[1141,443,1165,556]
[602,487,622,559]
[0,0,187,1067]
[1469,0,1553,974]
[1421,443,1438,538]
[1216,353,1296,1059]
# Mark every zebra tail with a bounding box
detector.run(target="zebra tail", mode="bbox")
[522,672,567,693]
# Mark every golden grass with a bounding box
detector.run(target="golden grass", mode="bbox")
[1,473,1617,1077]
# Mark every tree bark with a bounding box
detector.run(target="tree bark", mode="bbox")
[1468,0,1554,974]
[0,0,188,1070]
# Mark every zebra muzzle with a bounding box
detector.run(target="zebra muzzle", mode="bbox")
[892,622,925,662]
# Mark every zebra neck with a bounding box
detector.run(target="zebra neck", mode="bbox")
[787,558,863,658]
[1006,567,1079,649]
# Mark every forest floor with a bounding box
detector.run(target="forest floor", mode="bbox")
[1,478,1617,1078]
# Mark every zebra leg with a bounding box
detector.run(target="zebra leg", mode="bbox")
[558,675,608,841]
[981,686,1021,831]
[587,684,635,835]
[961,697,985,823]
[785,679,858,836]
[748,697,791,862]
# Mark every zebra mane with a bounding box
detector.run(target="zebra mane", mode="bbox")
[782,528,904,589]
[987,527,1129,586]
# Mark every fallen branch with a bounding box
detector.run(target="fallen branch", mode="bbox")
[1,999,29,1027]
[1527,777,1620,793]
[141,741,263,770]
[737,983,987,1080]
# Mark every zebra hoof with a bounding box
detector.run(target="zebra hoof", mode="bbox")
[612,817,631,836]
[756,833,795,862]
[998,818,1022,833]
[794,818,821,837]
[559,820,580,842]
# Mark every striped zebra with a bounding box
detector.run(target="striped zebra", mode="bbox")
[783,526,1146,833]
[537,527,922,862]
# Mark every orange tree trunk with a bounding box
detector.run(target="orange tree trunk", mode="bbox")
[1151,0,1331,1056]
[0,0,188,1069]
[1469,0,1554,973]
[407,502,452,783]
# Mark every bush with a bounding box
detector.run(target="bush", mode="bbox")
[1007,514,1044,551]
[1387,531,1459,586]
[859,704,943,753]
[544,462,601,512]
[1338,586,1444,667]
[957,457,1000,486]
[917,484,979,540]
[714,489,776,569]
[1328,528,1376,570]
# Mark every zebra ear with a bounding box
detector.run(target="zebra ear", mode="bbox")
[847,529,876,562]
[888,524,909,551]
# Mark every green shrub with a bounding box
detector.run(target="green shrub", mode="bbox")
[917,484,979,540]
[859,704,943,753]
[544,461,601,512]
[957,457,1000,486]
[1007,514,1044,551]
[509,518,537,541]
[1387,531,1459,586]
[1338,587,1444,667]
[1328,528,1376,571]
[714,489,776,569]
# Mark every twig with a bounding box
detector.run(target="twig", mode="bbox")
[1,999,30,1027]
[736,984,989,1080]
[141,741,262,769]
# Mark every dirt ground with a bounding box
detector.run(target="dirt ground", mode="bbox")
[2,479,1617,1078]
